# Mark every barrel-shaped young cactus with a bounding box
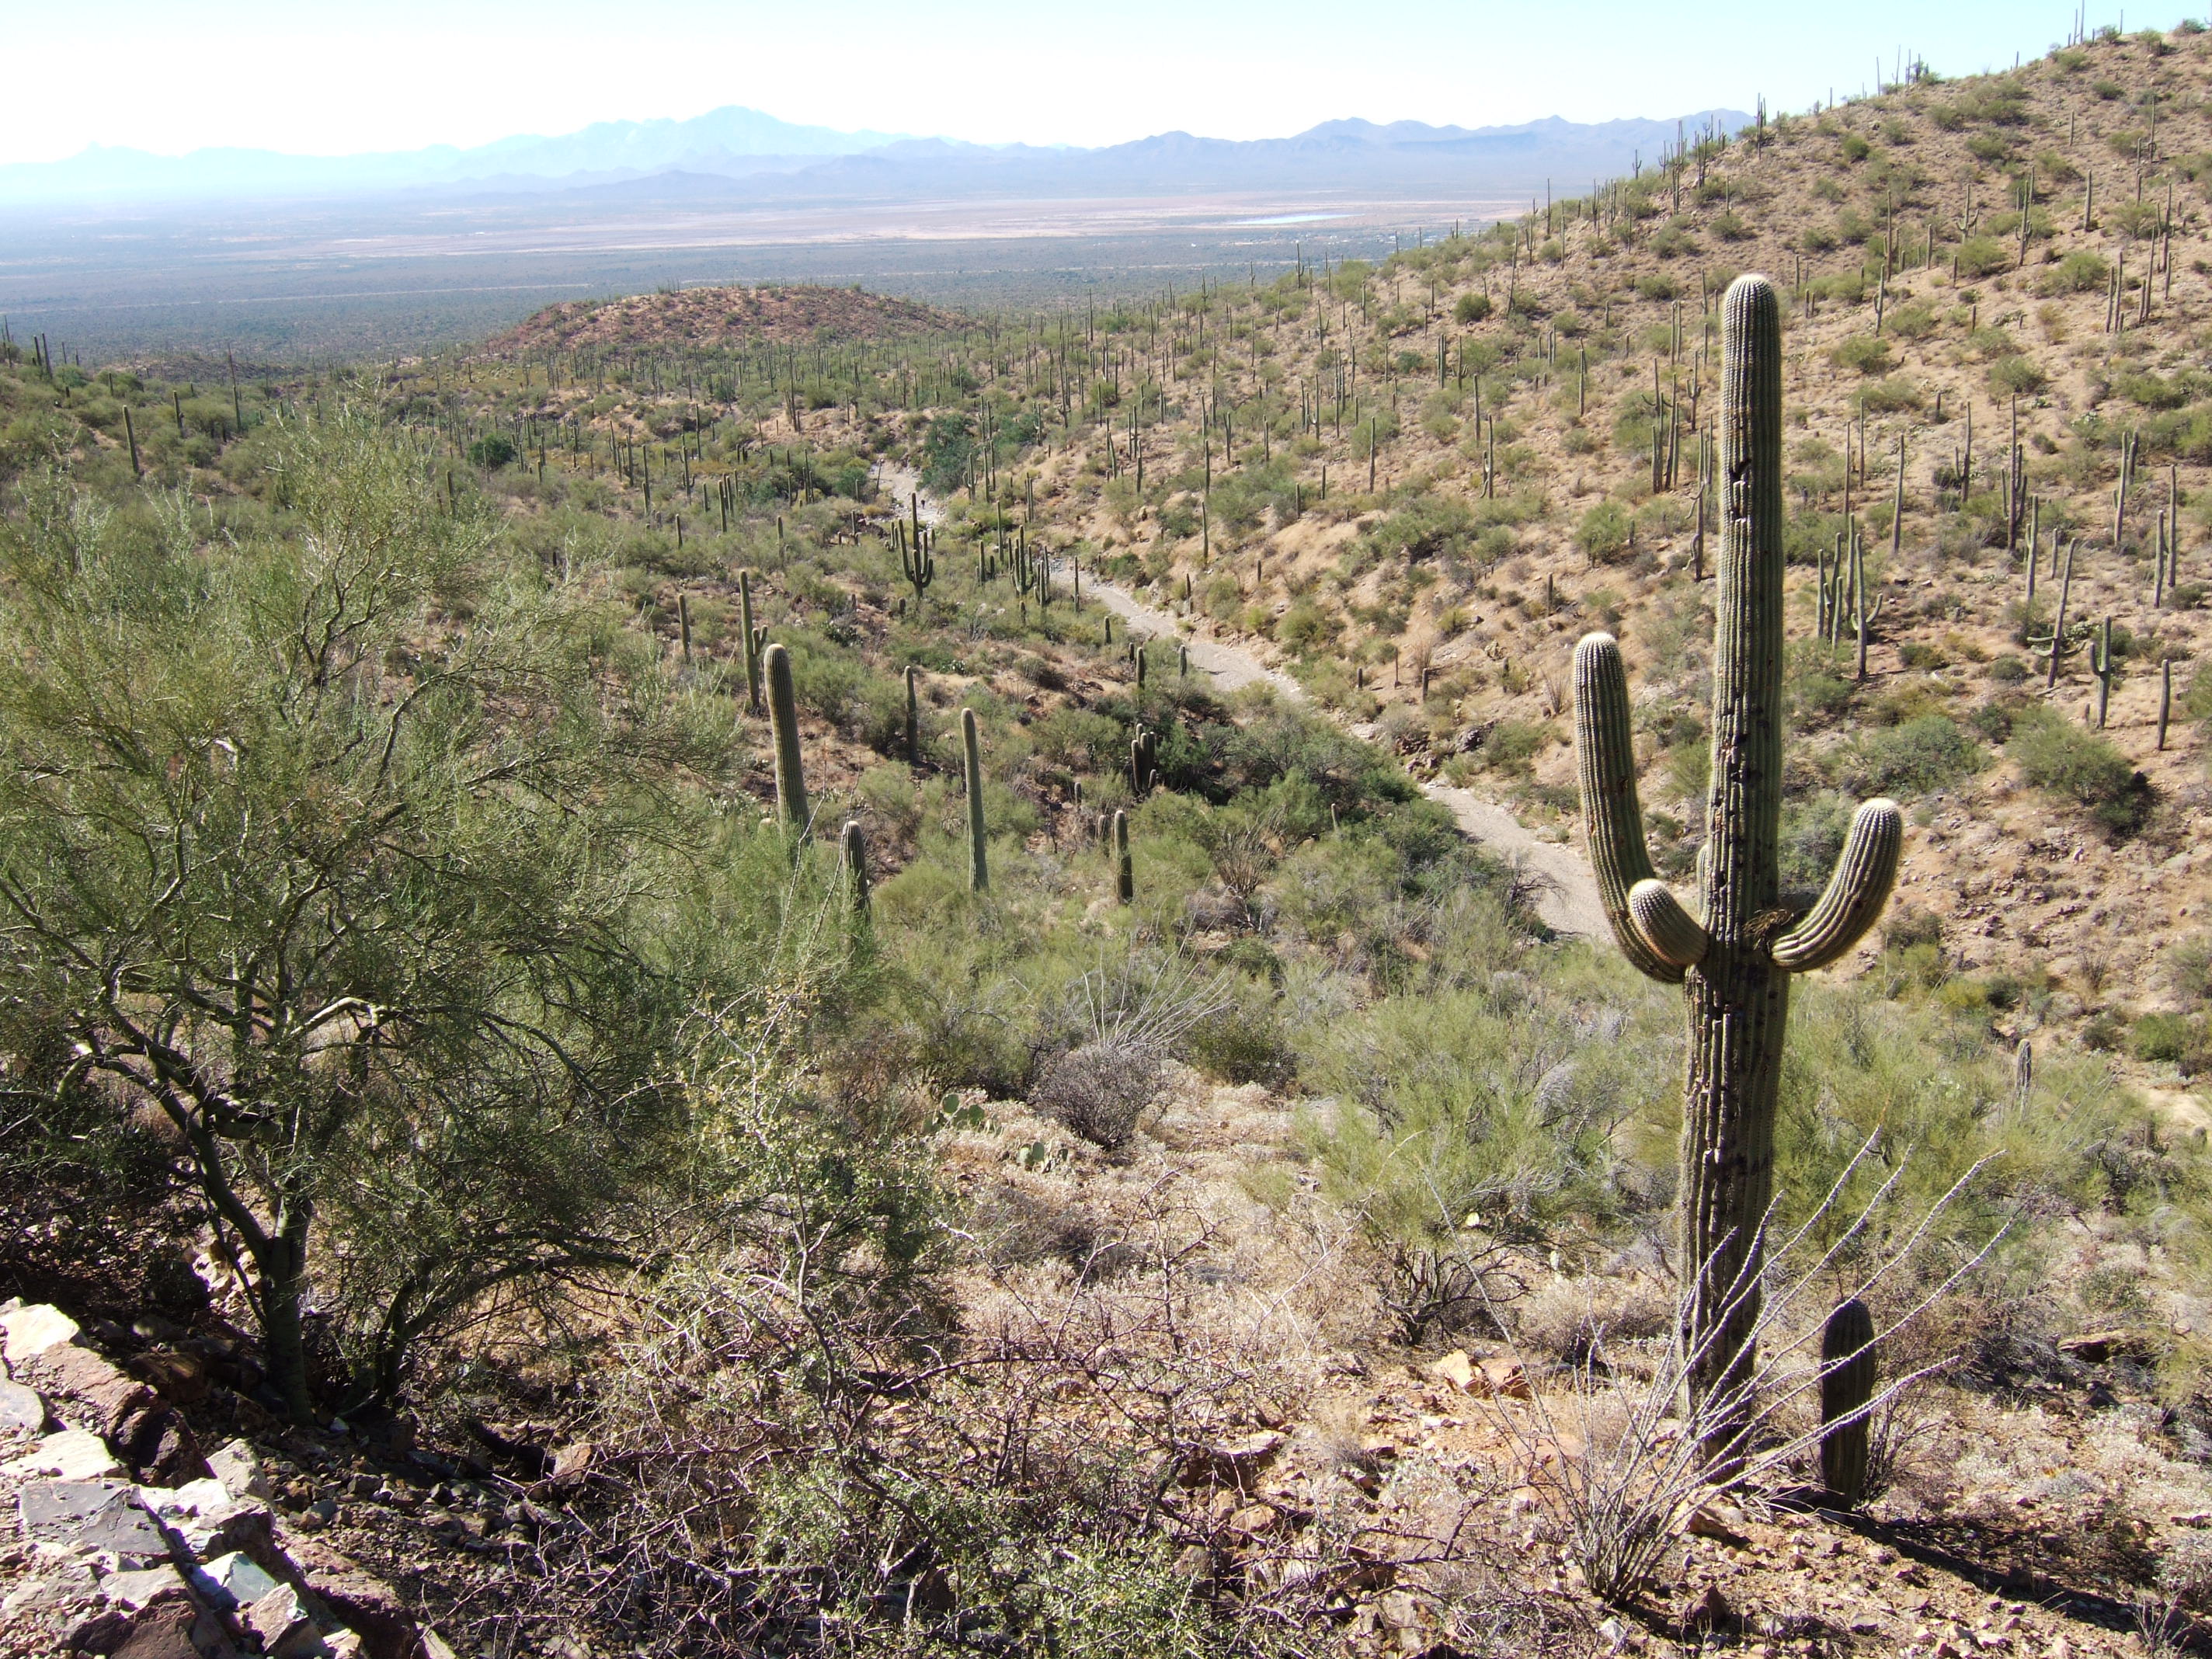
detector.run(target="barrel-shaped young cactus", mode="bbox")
[962,708,989,892]
[1113,808,1132,904]
[1819,1298,1878,1508]
[765,642,809,837]
[1572,275,1903,1434]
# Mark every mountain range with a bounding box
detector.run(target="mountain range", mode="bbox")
[0,106,1751,207]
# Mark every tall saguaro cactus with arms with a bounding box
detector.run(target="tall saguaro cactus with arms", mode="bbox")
[1573,274,1904,1436]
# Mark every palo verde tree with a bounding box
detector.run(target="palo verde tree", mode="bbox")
[1573,274,1902,1441]
[0,414,739,1420]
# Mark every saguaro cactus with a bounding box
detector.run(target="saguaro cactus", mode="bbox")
[740,571,766,715]
[1112,808,1132,904]
[765,642,809,837]
[962,708,989,892]
[904,664,921,764]
[899,520,935,607]
[1573,274,1902,1435]
[1819,1298,1878,1508]
[840,819,871,920]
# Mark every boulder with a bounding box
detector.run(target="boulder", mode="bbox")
[19,1477,171,1561]
[243,1584,324,1659]
[191,1549,284,1610]
[0,1376,48,1432]
[100,1563,197,1612]
[129,1348,212,1406]
[206,1438,273,1501]
[0,1302,81,1364]
[6,1427,124,1479]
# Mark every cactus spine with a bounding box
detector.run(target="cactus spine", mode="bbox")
[1113,808,1132,904]
[765,642,809,837]
[1819,1298,1878,1508]
[962,708,989,892]
[1573,275,1902,1437]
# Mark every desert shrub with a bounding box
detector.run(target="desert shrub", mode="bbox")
[1454,290,1493,323]
[1956,236,2014,277]
[1989,355,2049,397]
[2044,251,2112,294]
[1831,336,1894,375]
[1857,375,1924,413]
[2133,1012,2212,1075]
[1842,714,1986,798]
[466,432,519,469]
[2007,706,2149,831]
[1576,499,1633,562]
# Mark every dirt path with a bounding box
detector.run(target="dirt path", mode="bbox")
[871,465,1608,939]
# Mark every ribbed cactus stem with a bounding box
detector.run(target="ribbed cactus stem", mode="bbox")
[904,664,921,764]
[1113,808,1132,904]
[840,819,871,920]
[765,642,809,837]
[962,708,988,892]
[740,571,763,715]
[1571,274,1901,1445]
[1572,635,1686,984]
[1819,1299,1878,1508]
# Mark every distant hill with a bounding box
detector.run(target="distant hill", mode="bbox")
[0,106,1748,207]
[490,283,965,352]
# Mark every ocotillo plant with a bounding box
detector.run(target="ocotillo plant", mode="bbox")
[765,642,809,838]
[1574,274,1902,1436]
[962,708,988,892]
[1819,1299,1878,1508]
[904,664,921,764]
[840,820,871,922]
[1112,808,1132,904]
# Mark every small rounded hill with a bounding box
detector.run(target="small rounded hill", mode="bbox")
[492,283,964,353]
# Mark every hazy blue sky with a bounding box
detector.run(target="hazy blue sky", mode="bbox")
[3,0,2185,162]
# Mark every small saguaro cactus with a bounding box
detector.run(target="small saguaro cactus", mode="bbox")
[962,708,989,892]
[1112,808,1132,904]
[2090,615,2115,728]
[1574,274,1902,1435]
[904,664,921,764]
[840,819,871,921]
[765,642,809,837]
[1819,1298,1879,1508]
[740,571,767,715]
[899,519,935,607]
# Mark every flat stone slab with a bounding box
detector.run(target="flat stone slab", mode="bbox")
[101,1562,194,1610]
[0,1378,47,1432]
[19,1477,170,1559]
[5,1427,123,1479]
[0,1303,80,1365]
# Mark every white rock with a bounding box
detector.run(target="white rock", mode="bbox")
[144,1476,237,1518]
[4,1427,121,1479]
[0,1303,80,1365]
[245,1582,323,1657]
[194,1549,283,1609]
[101,1562,193,1609]
[206,1437,273,1500]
